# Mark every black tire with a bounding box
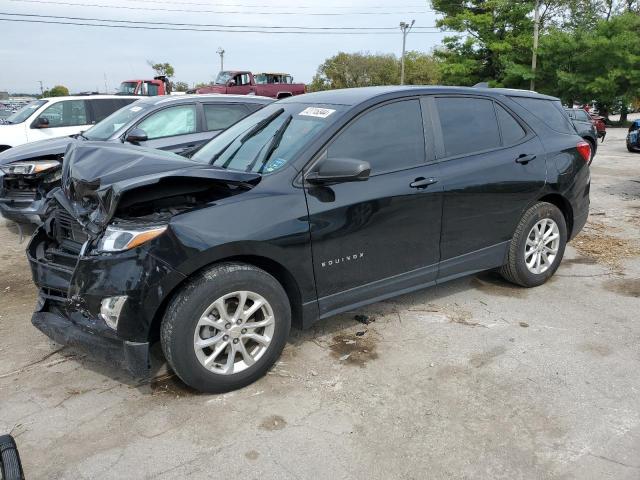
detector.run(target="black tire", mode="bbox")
[500,202,567,288]
[161,262,291,393]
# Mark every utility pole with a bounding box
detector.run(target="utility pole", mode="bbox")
[530,0,540,91]
[37,80,43,95]
[399,20,415,85]
[216,47,225,72]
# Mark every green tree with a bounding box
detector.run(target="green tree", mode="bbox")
[309,51,440,91]
[432,0,541,87]
[42,85,69,97]
[172,81,189,92]
[538,12,640,121]
[147,61,175,78]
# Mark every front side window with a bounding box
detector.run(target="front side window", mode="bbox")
[496,104,526,145]
[203,104,249,131]
[192,103,346,173]
[327,99,425,174]
[37,100,88,128]
[84,102,152,141]
[435,97,501,157]
[234,74,251,86]
[5,100,46,124]
[136,104,196,139]
[511,97,574,134]
[119,82,138,94]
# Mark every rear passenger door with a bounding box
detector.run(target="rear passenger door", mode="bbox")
[304,98,442,317]
[430,95,546,281]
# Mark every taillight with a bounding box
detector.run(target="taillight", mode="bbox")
[576,141,591,163]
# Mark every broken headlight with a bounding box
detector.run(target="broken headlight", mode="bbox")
[0,160,60,175]
[96,225,167,253]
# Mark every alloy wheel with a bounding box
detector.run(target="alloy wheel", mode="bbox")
[193,291,275,375]
[524,218,560,274]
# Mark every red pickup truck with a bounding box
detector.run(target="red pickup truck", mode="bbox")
[196,71,305,99]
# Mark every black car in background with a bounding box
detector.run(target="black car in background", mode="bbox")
[27,86,591,393]
[564,108,598,163]
[0,95,273,223]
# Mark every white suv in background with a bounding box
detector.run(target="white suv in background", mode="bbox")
[0,95,138,151]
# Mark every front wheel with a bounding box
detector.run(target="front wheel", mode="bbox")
[161,263,291,393]
[500,202,567,287]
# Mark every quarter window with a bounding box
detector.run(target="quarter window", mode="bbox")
[136,104,197,139]
[495,104,526,145]
[435,97,501,157]
[511,97,574,134]
[37,100,88,128]
[327,99,425,174]
[203,104,248,131]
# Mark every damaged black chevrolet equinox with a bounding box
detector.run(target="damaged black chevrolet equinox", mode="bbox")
[28,86,591,392]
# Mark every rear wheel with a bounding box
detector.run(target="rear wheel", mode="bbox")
[500,202,567,287]
[161,263,291,393]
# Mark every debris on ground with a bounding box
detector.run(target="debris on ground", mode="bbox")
[573,221,640,268]
[355,314,375,325]
[519,322,529,328]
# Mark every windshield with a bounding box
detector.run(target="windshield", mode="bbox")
[84,102,151,141]
[192,103,344,173]
[5,100,47,124]
[215,71,234,85]
[119,82,139,95]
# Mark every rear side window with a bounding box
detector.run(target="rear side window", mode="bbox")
[435,97,501,157]
[136,104,196,139]
[90,99,135,123]
[511,97,574,134]
[327,99,425,174]
[203,104,248,131]
[496,104,526,145]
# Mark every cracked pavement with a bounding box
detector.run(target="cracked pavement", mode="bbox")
[1,128,639,479]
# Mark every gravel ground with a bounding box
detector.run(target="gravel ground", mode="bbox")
[1,128,639,479]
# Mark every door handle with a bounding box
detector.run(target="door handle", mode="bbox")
[515,154,537,164]
[410,177,438,189]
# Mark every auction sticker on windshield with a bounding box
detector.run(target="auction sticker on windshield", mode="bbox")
[299,107,335,119]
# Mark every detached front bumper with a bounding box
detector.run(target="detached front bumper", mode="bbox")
[27,224,186,377]
[32,309,150,377]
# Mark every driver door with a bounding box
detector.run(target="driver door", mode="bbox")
[304,98,443,317]
[227,73,253,95]
[27,100,91,142]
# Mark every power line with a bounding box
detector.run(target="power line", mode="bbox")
[0,17,451,34]
[125,0,434,8]
[7,0,434,15]
[0,12,444,30]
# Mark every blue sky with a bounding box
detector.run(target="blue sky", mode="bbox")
[0,0,448,93]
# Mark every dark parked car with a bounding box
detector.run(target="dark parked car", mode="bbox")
[27,86,591,393]
[626,119,640,152]
[0,95,273,223]
[565,108,598,163]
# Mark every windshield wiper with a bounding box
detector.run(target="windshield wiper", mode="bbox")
[213,108,285,168]
[250,114,292,173]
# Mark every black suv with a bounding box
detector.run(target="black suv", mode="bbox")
[26,86,591,393]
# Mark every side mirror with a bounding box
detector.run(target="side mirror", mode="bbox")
[34,117,49,128]
[125,128,148,144]
[227,80,237,87]
[306,157,371,184]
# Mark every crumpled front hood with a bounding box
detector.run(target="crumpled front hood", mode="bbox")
[56,141,261,235]
[0,136,75,165]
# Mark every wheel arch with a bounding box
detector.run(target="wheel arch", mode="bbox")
[147,254,304,343]
[537,193,574,238]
